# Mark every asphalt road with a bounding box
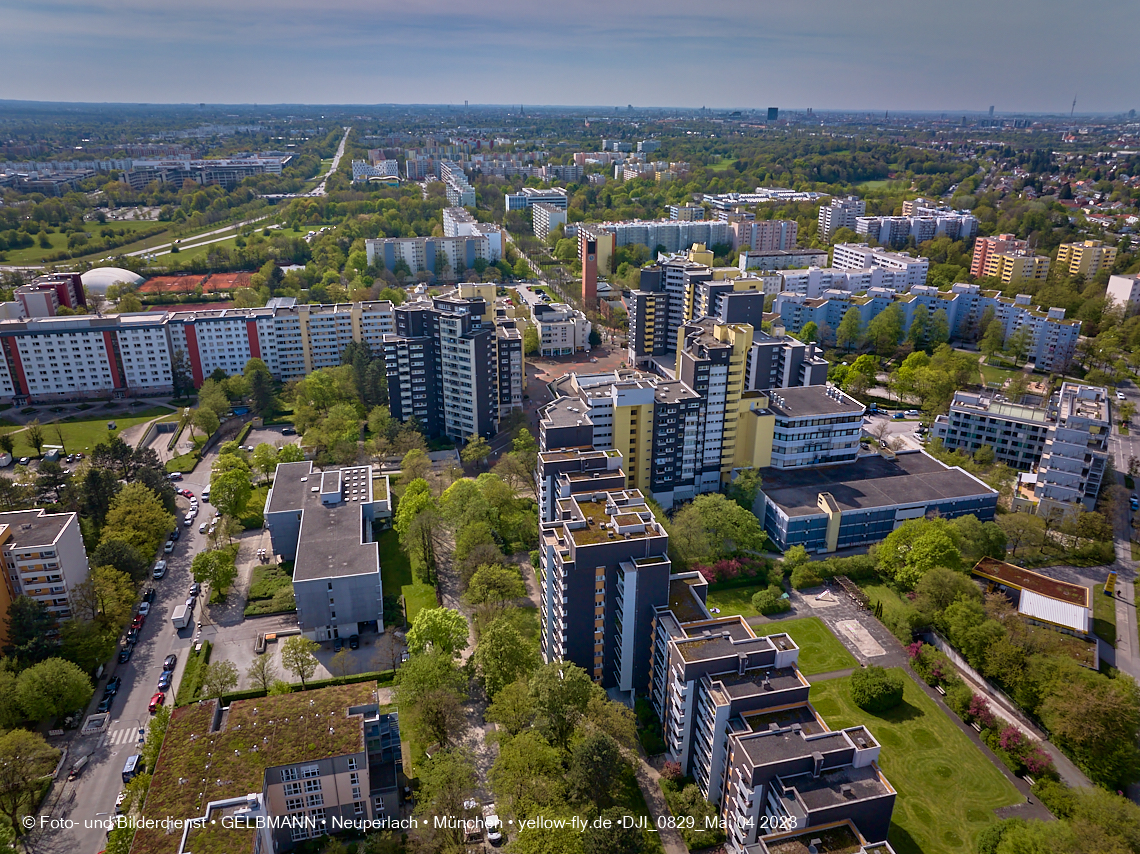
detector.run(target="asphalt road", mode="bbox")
[310,127,350,197]
[41,467,215,854]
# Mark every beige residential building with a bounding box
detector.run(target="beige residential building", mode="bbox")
[0,509,90,626]
[1056,240,1118,279]
[982,250,1050,285]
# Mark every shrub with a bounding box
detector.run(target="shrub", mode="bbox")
[790,564,823,589]
[998,725,1027,755]
[945,682,974,718]
[751,585,791,616]
[849,666,905,713]
[967,694,999,730]
[639,727,666,756]
[1024,746,1055,778]
[661,761,683,783]
[1031,778,1075,817]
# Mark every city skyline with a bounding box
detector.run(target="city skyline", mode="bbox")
[1,0,1135,113]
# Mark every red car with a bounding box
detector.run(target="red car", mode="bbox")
[181,489,194,498]
[131,614,145,629]
[149,692,166,713]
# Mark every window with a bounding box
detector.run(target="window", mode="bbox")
[301,764,320,778]
[290,825,309,842]
[354,801,365,816]
[307,793,324,808]
[283,782,302,797]
[304,778,322,793]
[310,809,327,834]
[285,797,303,812]
[347,757,358,771]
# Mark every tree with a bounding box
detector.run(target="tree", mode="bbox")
[799,321,819,343]
[4,596,57,663]
[523,326,540,355]
[485,679,535,736]
[876,518,963,588]
[247,654,279,693]
[461,435,492,469]
[529,661,594,749]
[93,539,146,582]
[407,508,442,585]
[25,420,43,458]
[407,607,469,658]
[906,303,929,350]
[79,465,120,527]
[191,549,238,597]
[170,349,193,398]
[670,493,767,566]
[200,660,239,699]
[849,666,905,713]
[514,257,532,279]
[582,808,647,854]
[191,407,219,438]
[278,444,305,464]
[401,448,431,482]
[929,308,951,348]
[280,636,320,688]
[727,467,762,510]
[0,729,59,836]
[490,730,565,820]
[866,303,905,356]
[251,443,279,485]
[413,750,478,851]
[475,617,540,700]
[464,564,526,609]
[101,482,175,555]
[395,651,469,748]
[836,307,863,351]
[197,378,230,417]
[1120,401,1137,426]
[71,565,135,627]
[117,292,143,312]
[247,369,276,416]
[997,512,1046,556]
[568,731,627,810]
[16,658,92,722]
[210,468,252,520]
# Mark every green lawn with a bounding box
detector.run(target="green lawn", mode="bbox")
[706,583,764,618]
[0,219,168,265]
[9,406,172,456]
[706,159,734,172]
[244,561,296,616]
[376,529,436,625]
[1093,588,1117,646]
[753,617,857,675]
[240,485,269,529]
[809,673,1022,854]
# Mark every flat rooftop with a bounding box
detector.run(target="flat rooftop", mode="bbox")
[668,575,711,623]
[760,385,864,419]
[0,509,73,547]
[739,727,852,766]
[709,667,806,700]
[783,763,893,811]
[743,704,826,736]
[761,451,994,518]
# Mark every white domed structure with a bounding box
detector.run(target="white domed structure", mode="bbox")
[80,266,145,293]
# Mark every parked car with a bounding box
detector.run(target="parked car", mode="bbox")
[119,644,134,663]
[125,627,139,645]
[149,692,166,713]
[153,560,167,579]
[1118,391,1127,401]
[143,587,156,603]
[104,676,122,697]
[97,694,114,714]
[281,427,296,435]
[198,522,207,533]
[185,596,195,611]
[131,614,145,629]
[17,457,29,465]
[189,582,201,597]
[163,654,177,671]
[168,472,183,481]
[348,634,360,650]
[170,527,181,541]
[157,671,172,690]
[114,791,128,814]
[138,602,150,617]
[164,540,175,554]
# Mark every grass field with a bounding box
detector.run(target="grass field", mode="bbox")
[0,220,166,265]
[706,159,734,172]
[858,179,902,192]
[244,561,296,616]
[376,529,436,624]
[9,406,172,456]
[1093,588,1117,646]
[706,583,765,618]
[979,362,1024,387]
[753,616,857,675]
[809,672,1022,854]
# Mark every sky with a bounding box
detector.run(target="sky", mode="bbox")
[1,0,1136,114]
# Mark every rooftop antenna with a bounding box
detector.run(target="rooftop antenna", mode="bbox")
[1071,96,1077,118]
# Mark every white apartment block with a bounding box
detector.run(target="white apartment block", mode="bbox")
[1,509,90,622]
[777,266,912,298]
[365,234,498,277]
[855,212,978,247]
[532,203,567,241]
[817,196,866,241]
[440,208,503,260]
[1033,383,1110,518]
[593,219,732,254]
[832,243,929,288]
[438,160,476,207]
[533,303,591,356]
[1107,274,1140,311]
[504,187,569,211]
[350,160,399,181]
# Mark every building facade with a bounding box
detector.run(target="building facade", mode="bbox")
[831,244,929,289]
[982,250,1050,286]
[817,197,866,242]
[1107,273,1140,311]
[1056,240,1118,279]
[730,219,798,252]
[0,509,90,626]
[969,233,1026,278]
[533,302,592,356]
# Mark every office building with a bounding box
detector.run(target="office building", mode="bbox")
[383,294,522,440]
[134,683,400,853]
[1056,240,1118,279]
[1107,273,1140,311]
[504,187,568,211]
[932,391,1050,470]
[817,197,866,241]
[758,386,865,470]
[264,461,391,642]
[538,488,671,689]
[831,244,929,288]
[731,219,798,252]
[532,202,567,241]
[969,233,1026,278]
[738,248,828,272]
[758,451,998,552]
[438,160,475,207]
[532,302,592,356]
[0,509,90,627]
[982,250,1050,286]
[650,574,897,852]
[1031,383,1109,518]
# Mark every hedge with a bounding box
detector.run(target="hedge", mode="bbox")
[235,422,253,446]
[175,640,213,706]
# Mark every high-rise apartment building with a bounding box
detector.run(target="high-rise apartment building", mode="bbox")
[817,196,866,241]
[438,160,475,207]
[854,211,977,247]
[668,204,705,221]
[730,218,798,252]
[831,244,929,288]
[1056,240,1118,279]
[365,233,500,278]
[531,202,567,241]
[538,488,671,690]
[982,250,1050,285]
[1107,273,1140,310]
[969,233,1026,278]
[504,187,568,211]
[1033,383,1110,518]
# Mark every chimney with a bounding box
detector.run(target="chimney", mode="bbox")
[811,751,823,778]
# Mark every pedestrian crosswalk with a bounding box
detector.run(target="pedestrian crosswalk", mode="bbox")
[105,728,141,747]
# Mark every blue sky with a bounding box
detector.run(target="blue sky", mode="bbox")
[1,0,1135,113]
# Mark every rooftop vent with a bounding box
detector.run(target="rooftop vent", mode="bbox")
[841,784,855,798]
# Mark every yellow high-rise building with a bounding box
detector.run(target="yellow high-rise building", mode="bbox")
[982,250,1050,286]
[1056,240,1117,279]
